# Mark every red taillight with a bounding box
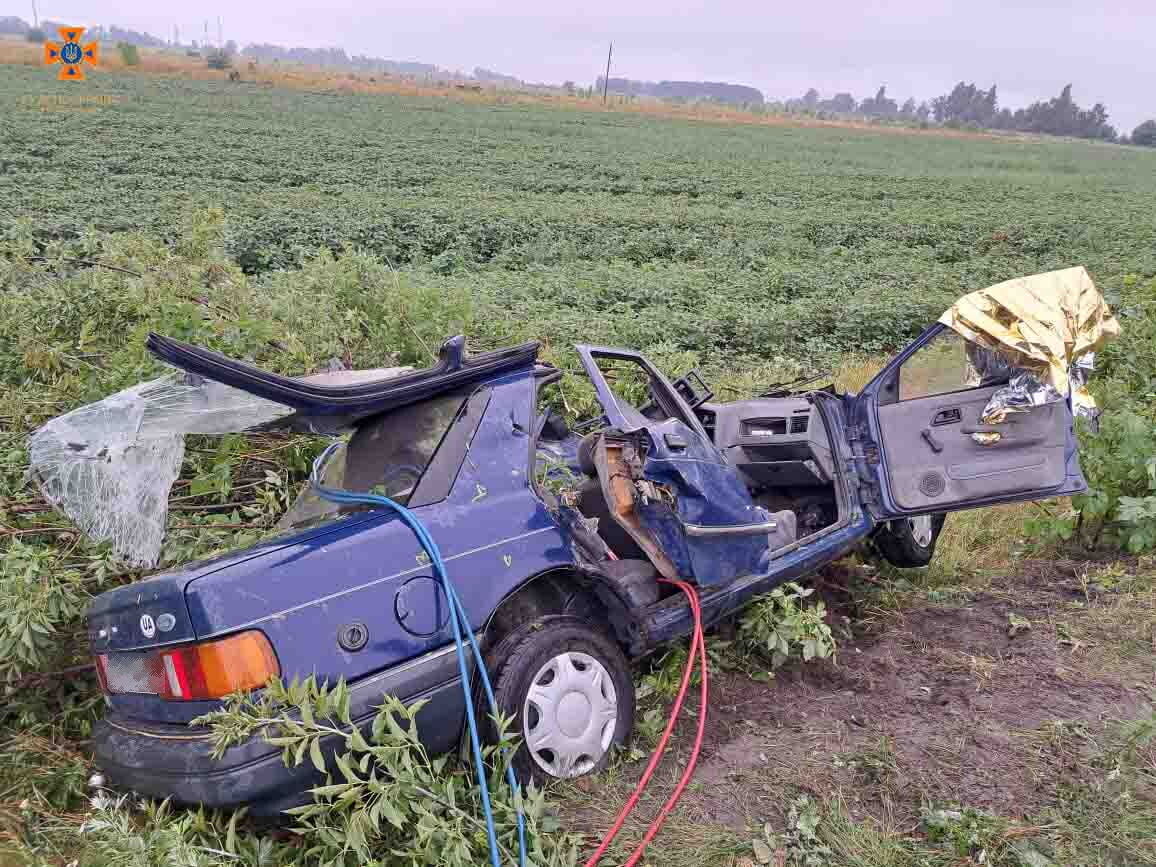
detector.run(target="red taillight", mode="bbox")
[94,631,279,701]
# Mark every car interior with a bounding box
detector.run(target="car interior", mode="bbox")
[532,361,844,584]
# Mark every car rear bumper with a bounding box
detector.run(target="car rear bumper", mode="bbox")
[92,643,466,815]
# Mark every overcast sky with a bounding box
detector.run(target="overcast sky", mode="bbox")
[29,0,1156,132]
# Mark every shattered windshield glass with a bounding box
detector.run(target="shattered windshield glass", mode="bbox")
[277,391,470,531]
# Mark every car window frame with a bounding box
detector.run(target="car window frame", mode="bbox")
[408,386,492,507]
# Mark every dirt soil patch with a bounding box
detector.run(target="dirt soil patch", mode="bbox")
[559,558,1155,841]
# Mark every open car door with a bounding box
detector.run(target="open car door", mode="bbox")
[575,345,794,587]
[851,322,1087,520]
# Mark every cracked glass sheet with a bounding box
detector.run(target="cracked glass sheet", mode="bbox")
[27,373,294,568]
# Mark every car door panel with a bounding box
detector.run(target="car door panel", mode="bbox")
[632,418,772,587]
[855,323,1086,519]
[877,384,1067,510]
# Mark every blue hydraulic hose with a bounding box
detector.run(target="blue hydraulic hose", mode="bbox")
[309,443,526,867]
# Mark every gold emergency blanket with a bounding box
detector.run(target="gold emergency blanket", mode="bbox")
[939,266,1120,422]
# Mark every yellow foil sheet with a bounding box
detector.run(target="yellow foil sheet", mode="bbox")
[938,266,1120,419]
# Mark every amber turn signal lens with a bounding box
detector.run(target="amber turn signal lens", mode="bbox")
[94,631,280,701]
[158,630,280,700]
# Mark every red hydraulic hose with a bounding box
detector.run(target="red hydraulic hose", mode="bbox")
[622,581,707,866]
[583,578,707,867]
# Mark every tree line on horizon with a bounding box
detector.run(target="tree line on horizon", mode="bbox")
[784,82,1155,146]
[598,76,765,107]
[3,14,1152,146]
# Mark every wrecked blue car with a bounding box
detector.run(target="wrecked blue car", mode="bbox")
[63,270,1107,815]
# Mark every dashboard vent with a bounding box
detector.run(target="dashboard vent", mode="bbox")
[789,414,809,434]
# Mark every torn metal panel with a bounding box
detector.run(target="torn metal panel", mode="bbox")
[940,266,1120,424]
[594,436,680,580]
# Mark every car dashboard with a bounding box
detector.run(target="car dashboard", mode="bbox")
[698,397,836,491]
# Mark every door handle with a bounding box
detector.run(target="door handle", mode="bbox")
[664,433,688,450]
[932,408,962,426]
[921,428,944,453]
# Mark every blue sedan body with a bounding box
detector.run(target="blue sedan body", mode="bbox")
[86,329,1086,813]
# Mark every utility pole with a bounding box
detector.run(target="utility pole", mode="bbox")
[203,19,209,48]
[30,0,38,28]
[602,42,612,105]
[217,17,222,46]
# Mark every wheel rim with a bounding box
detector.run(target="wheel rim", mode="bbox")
[908,515,934,548]
[523,651,617,778]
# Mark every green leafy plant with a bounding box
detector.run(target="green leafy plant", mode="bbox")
[1076,409,1156,551]
[738,582,836,669]
[79,795,298,867]
[0,540,89,681]
[920,806,1010,861]
[752,795,833,865]
[194,676,579,866]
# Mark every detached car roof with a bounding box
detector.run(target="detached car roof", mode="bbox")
[146,333,541,427]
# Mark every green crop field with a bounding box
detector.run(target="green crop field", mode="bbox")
[4,63,1155,365]
[2,63,1155,866]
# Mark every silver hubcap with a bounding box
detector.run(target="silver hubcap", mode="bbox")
[523,651,617,778]
[908,515,934,547]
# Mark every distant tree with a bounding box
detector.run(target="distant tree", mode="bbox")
[651,80,763,105]
[991,107,1015,129]
[818,92,856,113]
[984,84,998,118]
[26,27,45,42]
[802,87,819,110]
[932,82,997,126]
[117,42,140,66]
[1132,120,1156,147]
[1012,84,1116,140]
[915,101,931,122]
[859,85,898,118]
[899,97,917,118]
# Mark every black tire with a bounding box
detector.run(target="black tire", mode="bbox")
[485,615,634,785]
[872,513,947,568]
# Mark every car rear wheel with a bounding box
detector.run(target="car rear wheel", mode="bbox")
[872,513,947,568]
[487,615,634,784]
